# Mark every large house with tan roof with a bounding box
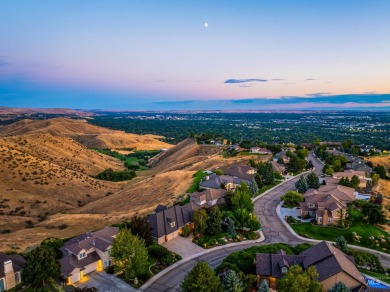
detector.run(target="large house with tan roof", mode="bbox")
[299,184,356,225]
[256,241,367,291]
[0,253,26,291]
[60,227,118,285]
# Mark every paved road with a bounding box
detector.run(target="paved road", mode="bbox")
[143,153,390,291]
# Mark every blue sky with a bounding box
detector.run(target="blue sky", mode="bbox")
[0,1,390,110]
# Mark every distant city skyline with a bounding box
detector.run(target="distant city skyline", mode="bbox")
[1,1,390,110]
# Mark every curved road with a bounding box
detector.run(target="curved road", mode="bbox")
[143,153,388,291]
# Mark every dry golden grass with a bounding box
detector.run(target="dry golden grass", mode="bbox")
[0,134,269,252]
[365,155,390,169]
[0,117,172,150]
[376,179,390,232]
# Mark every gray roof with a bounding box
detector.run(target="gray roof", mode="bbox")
[347,162,373,173]
[61,227,118,255]
[199,174,251,189]
[147,203,198,240]
[0,252,26,278]
[219,164,256,181]
[60,251,101,277]
[256,241,367,287]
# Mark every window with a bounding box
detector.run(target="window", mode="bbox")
[79,252,86,259]
[0,278,5,292]
[319,218,323,223]
[281,267,288,274]
[328,218,332,223]
[15,271,21,284]
[309,204,316,208]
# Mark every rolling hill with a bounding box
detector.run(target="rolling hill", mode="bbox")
[0,118,173,150]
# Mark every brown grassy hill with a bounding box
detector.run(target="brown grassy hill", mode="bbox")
[0,134,123,239]
[365,155,390,170]
[0,118,172,150]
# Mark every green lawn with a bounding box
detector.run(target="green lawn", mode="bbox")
[186,170,207,193]
[290,209,390,253]
[256,181,282,197]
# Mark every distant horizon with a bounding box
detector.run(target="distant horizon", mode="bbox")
[1,1,390,110]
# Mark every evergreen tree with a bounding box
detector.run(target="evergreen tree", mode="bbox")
[258,279,270,292]
[295,175,309,193]
[181,261,222,292]
[307,172,320,189]
[222,270,244,292]
[250,179,259,195]
[128,215,153,246]
[226,216,237,238]
[111,229,149,280]
[194,209,208,235]
[23,246,60,287]
[207,206,223,235]
[255,173,264,188]
[335,236,348,253]
[329,281,350,292]
[263,162,275,185]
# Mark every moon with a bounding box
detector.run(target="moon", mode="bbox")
[204,22,208,28]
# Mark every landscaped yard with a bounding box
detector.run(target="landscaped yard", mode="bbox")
[193,230,260,248]
[359,268,390,284]
[290,209,390,253]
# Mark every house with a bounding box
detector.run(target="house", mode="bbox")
[199,174,252,191]
[273,151,290,164]
[219,164,256,181]
[250,147,272,155]
[325,149,344,156]
[346,162,373,176]
[60,227,119,285]
[332,170,370,188]
[0,253,26,291]
[190,189,227,208]
[256,241,367,291]
[271,161,287,175]
[147,203,199,244]
[299,184,356,225]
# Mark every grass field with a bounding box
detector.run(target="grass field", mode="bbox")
[186,170,207,193]
[290,209,390,253]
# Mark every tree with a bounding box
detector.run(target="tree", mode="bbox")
[181,261,222,292]
[249,179,259,195]
[226,216,237,238]
[307,160,314,170]
[263,163,275,185]
[40,237,63,259]
[307,172,320,189]
[255,173,264,188]
[234,208,251,230]
[258,279,270,292]
[372,173,380,186]
[288,155,307,173]
[23,246,60,287]
[350,175,360,190]
[111,229,149,280]
[362,203,386,224]
[281,191,304,207]
[329,281,350,292]
[194,209,208,235]
[207,206,223,235]
[338,208,346,228]
[238,272,257,292]
[295,176,309,193]
[374,165,387,179]
[230,183,254,212]
[335,236,348,253]
[222,270,244,292]
[128,216,153,246]
[278,265,322,292]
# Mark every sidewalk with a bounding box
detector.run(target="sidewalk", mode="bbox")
[139,231,265,291]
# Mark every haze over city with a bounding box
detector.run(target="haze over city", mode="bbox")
[1,0,390,110]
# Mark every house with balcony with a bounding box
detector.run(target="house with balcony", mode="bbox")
[60,227,119,285]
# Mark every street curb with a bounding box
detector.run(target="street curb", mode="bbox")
[276,201,390,259]
[139,231,265,291]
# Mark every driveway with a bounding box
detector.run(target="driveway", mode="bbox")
[73,270,137,292]
[162,236,204,258]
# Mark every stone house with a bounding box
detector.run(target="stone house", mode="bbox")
[0,253,25,291]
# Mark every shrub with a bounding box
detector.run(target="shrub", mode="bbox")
[181,225,191,237]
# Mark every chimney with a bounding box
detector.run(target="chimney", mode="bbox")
[4,260,16,290]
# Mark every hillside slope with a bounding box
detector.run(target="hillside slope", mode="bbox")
[0,118,172,150]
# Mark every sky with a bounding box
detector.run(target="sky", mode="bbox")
[0,0,390,110]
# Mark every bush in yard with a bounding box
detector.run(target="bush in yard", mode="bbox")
[147,244,171,261]
[281,191,304,207]
[258,279,270,292]
[329,281,350,292]
[181,225,191,237]
[295,176,309,193]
